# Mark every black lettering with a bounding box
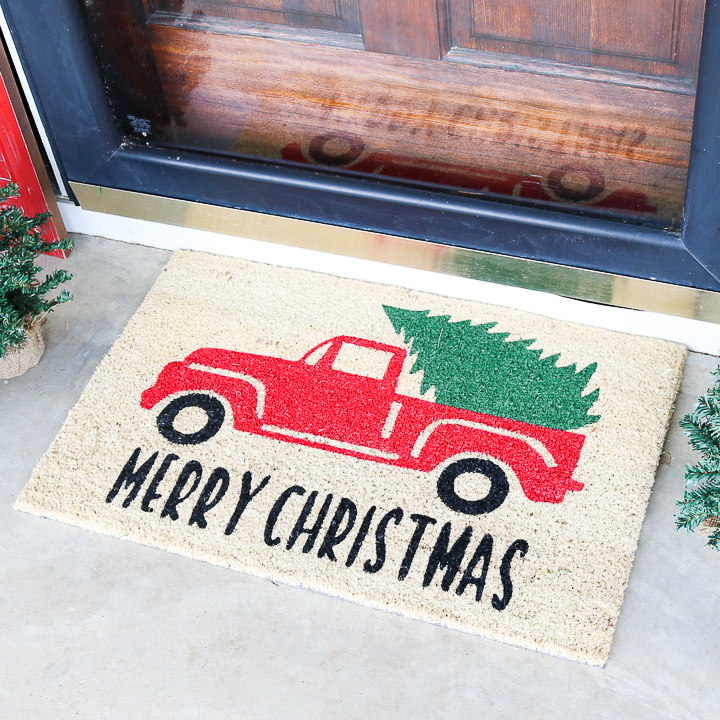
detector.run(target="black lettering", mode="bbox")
[398,513,436,581]
[492,539,529,611]
[106,448,159,507]
[456,533,494,601]
[160,460,203,521]
[346,506,376,567]
[264,485,305,546]
[224,471,271,536]
[423,523,473,591]
[189,467,231,528]
[287,491,333,553]
[141,453,179,512]
[364,507,403,574]
[317,498,357,562]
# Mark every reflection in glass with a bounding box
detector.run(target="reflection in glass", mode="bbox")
[82,0,706,226]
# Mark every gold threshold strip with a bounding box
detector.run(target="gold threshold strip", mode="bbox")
[71,182,720,325]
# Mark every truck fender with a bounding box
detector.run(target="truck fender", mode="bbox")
[412,418,557,467]
[187,363,267,418]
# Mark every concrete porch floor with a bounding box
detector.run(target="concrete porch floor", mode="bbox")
[1,235,719,719]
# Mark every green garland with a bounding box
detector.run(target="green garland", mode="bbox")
[676,367,720,550]
[0,182,73,358]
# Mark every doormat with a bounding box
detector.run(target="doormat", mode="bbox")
[16,251,686,666]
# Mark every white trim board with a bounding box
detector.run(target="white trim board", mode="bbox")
[59,201,720,357]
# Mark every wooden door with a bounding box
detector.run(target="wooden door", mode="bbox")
[82,0,706,224]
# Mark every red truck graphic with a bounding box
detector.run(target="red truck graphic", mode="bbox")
[141,336,586,514]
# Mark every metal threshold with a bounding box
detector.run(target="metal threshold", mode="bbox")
[70,182,720,325]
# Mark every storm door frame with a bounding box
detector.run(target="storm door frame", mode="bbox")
[1,0,720,291]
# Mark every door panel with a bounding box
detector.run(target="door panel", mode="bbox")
[145,0,362,35]
[82,0,706,225]
[149,24,692,219]
[450,0,704,82]
[465,0,676,58]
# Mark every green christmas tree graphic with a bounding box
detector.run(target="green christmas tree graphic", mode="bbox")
[383,306,600,431]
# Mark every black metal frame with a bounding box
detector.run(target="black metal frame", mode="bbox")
[2,0,720,290]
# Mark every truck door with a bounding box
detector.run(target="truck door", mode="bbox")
[290,337,404,450]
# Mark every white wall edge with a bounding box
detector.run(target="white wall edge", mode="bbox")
[60,201,720,358]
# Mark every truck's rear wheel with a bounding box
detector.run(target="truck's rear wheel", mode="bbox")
[157,393,225,445]
[437,458,509,515]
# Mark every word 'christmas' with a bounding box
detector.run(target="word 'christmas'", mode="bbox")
[107,448,529,610]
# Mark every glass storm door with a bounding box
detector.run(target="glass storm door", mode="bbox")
[84,0,705,226]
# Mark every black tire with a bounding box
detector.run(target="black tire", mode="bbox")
[437,458,509,515]
[157,393,226,445]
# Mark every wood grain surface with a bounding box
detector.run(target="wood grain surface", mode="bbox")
[84,0,705,223]
[145,0,362,34]
[149,25,693,221]
[451,0,705,80]
[359,0,450,59]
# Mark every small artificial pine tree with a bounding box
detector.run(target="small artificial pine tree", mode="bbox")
[676,368,720,550]
[383,306,600,431]
[0,182,72,358]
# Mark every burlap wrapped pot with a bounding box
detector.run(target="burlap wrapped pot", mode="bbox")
[0,322,45,379]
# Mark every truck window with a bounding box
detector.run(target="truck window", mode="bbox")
[332,343,394,380]
[304,341,332,366]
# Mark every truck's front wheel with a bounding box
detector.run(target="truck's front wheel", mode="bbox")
[437,458,509,515]
[157,393,225,445]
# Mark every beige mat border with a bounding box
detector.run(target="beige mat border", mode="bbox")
[16,251,687,666]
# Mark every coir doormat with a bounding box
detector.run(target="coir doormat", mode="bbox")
[17,251,686,665]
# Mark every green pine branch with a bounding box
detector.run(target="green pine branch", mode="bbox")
[676,367,720,550]
[0,182,73,358]
[679,415,719,458]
